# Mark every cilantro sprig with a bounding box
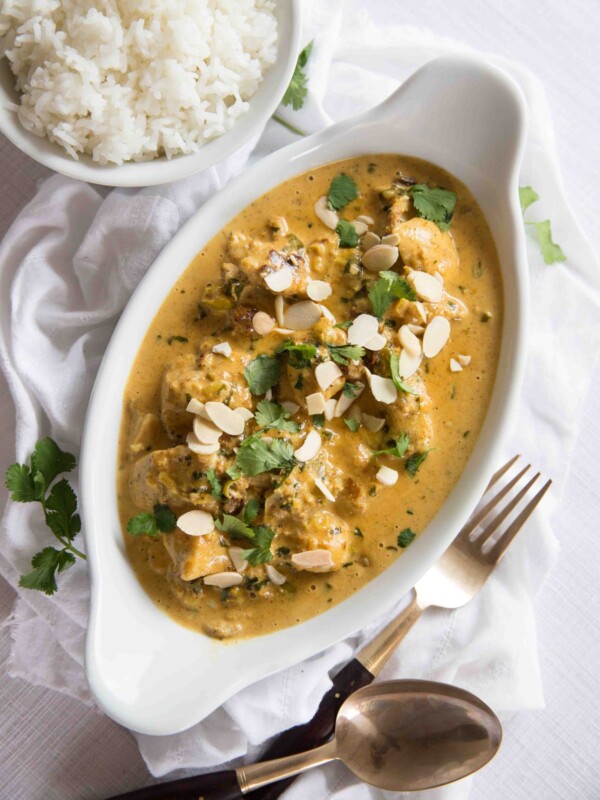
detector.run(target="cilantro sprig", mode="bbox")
[255,400,300,434]
[127,504,177,537]
[368,270,416,318]
[4,438,85,595]
[405,451,429,477]
[228,434,296,478]
[328,174,360,211]
[244,354,281,395]
[326,343,365,365]
[206,468,224,500]
[409,184,457,231]
[215,501,275,566]
[241,525,276,566]
[519,186,566,265]
[389,351,418,395]
[336,219,360,248]
[276,340,316,369]
[373,433,410,459]
[281,41,313,111]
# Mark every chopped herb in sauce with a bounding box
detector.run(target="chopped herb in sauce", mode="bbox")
[327,173,360,211]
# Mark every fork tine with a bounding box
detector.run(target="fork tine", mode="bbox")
[487,479,553,564]
[477,471,541,548]
[486,454,521,490]
[459,463,532,541]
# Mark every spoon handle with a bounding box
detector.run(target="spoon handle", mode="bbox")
[102,770,243,800]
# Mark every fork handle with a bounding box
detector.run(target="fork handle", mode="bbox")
[355,594,424,675]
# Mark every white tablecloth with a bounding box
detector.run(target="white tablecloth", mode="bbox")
[1,1,599,798]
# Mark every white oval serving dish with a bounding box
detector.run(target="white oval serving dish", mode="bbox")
[0,0,300,187]
[81,55,528,735]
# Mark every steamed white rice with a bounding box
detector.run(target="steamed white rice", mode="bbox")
[0,0,278,164]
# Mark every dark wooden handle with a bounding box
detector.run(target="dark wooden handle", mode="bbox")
[244,658,373,800]
[103,769,242,800]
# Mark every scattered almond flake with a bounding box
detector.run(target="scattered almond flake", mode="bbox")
[381,232,400,246]
[186,432,220,455]
[265,564,287,585]
[368,374,398,404]
[422,316,451,358]
[186,397,204,415]
[228,547,248,573]
[193,414,222,445]
[177,509,214,537]
[399,325,422,356]
[264,267,294,293]
[281,401,300,414]
[356,214,374,225]
[294,430,321,462]
[408,271,443,303]
[324,398,336,421]
[315,360,342,391]
[457,354,471,366]
[365,332,387,351]
[398,348,422,379]
[314,475,336,502]
[273,327,295,335]
[376,465,399,486]
[307,280,332,302]
[362,413,385,432]
[291,549,335,571]
[314,195,339,230]
[252,311,275,336]
[204,572,243,588]
[306,391,326,415]
[212,341,232,358]
[319,304,337,324]
[450,358,463,372]
[234,407,254,422]
[353,220,369,235]
[334,381,364,417]
[433,270,444,285]
[284,300,322,331]
[361,243,399,273]
[361,231,381,251]
[265,388,273,401]
[414,301,428,323]
[347,404,362,423]
[407,323,425,335]
[348,313,379,346]
[274,295,286,326]
[445,292,469,317]
[204,401,245,436]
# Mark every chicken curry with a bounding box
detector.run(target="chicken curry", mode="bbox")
[117,154,503,640]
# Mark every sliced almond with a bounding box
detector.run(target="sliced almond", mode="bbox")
[407,324,425,335]
[362,244,399,272]
[368,374,398,404]
[353,220,369,236]
[284,300,322,331]
[186,397,204,415]
[408,271,443,303]
[204,401,245,436]
[265,388,273,401]
[228,546,248,573]
[348,313,379,346]
[212,341,232,358]
[414,301,428,323]
[306,391,326,415]
[234,407,254,422]
[376,465,399,486]
[324,398,336,421]
[314,196,339,230]
[450,358,463,372]
[265,564,287,585]
[274,327,295,335]
[291,549,335,571]
[362,413,385,432]
[356,214,374,225]
[193,415,222,445]
[274,295,285,327]
[177,510,214,537]
[434,270,444,285]
[457,354,471,366]
[365,332,387,351]
[315,360,342,391]
[253,311,275,336]
[281,401,300,414]
[334,381,364,417]
[264,267,294,293]
[399,325,422,356]
[423,316,451,358]
[186,433,220,455]
[381,233,400,246]
[347,404,362,423]
[294,430,321,462]
[398,348,422,379]
[361,231,381,251]
[204,571,243,588]
[307,280,332,302]
[314,476,335,502]
[319,304,336,324]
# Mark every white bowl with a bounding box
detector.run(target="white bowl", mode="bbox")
[0,0,301,187]
[81,55,528,735]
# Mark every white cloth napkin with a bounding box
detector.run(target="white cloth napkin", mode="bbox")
[2,3,600,799]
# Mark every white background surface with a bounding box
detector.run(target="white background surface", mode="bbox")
[1,1,599,798]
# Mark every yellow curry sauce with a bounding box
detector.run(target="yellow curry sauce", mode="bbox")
[117,155,502,640]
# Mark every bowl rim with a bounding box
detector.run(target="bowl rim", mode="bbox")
[81,53,529,735]
[0,0,301,187]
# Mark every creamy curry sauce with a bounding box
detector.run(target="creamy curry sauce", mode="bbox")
[117,155,503,640]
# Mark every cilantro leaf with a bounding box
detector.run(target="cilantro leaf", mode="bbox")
[276,340,316,369]
[255,400,300,433]
[409,184,457,231]
[311,413,325,428]
[336,219,360,248]
[231,435,295,477]
[326,343,365,365]
[406,451,429,477]
[215,513,255,540]
[244,355,281,395]
[154,504,177,533]
[519,186,539,214]
[373,433,410,459]
[19,547,75,596]
[389,352,418,395]
[45,479,80,542]
[397,528,416,548]
[127,503,176,537]
[344,418,360,432]
[243,498,262,524]
[31,438,76,497]
[5,463,37,502]
[282,41,313,110]
[368,271,416,318]
[334,320,352,330]
[527,220,566,265]
[342,382,362,398]
[206,468,224,500]
[240,525,275,565]
[327,174,360,211]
